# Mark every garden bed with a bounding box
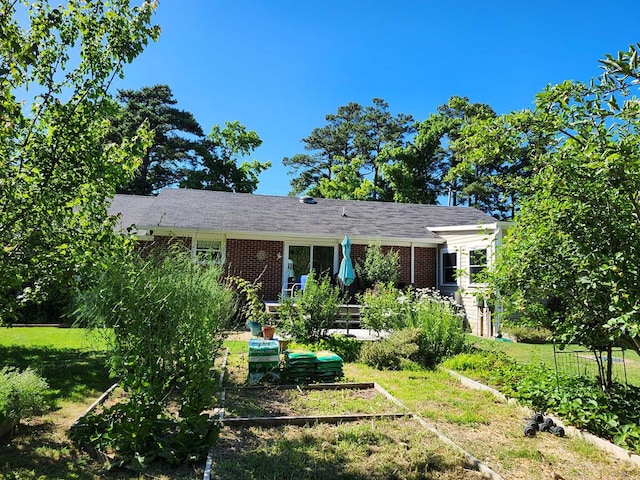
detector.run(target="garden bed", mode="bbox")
[206,418,486,480]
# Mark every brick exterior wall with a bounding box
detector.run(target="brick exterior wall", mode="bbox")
[348,244,436,289]
[224,239,284,300]
[143,236,437,300]
[414,247,437,288]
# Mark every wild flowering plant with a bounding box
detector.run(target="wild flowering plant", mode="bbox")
[360,286,468,369]
[407,288,468,367]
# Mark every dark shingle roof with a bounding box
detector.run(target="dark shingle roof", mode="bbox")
[108,194,157,233]
[112,189,498,242]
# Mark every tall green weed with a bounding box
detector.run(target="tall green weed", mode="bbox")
[73,246,235,468]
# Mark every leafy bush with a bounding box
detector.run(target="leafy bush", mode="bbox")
[359,329,423,370]
[355,242,400,289]
[501,324,551,344]
[0,367,49,430]
[278,271,342,343]
[359,283,409,333]
[406,289,468,367]
[444,350,640,454]
[73,247,234,468]
[359,288,467,369]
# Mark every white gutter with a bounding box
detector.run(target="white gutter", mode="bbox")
[141,226,445,247]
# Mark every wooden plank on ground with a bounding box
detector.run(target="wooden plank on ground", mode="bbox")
[222,412,408,428]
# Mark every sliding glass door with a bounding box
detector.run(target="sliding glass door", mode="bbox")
[287,245,335,282]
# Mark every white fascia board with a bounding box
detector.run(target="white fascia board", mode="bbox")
[427,223,498,233]
[142,226,444,247]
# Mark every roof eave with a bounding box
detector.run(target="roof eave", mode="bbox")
[141,225,445,246]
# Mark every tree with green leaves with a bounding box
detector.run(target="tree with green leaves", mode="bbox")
[383,96,497,207]
[112,84,204,194]
[435,96,496,207]
[447,109,544,219]
[283,98,413,199]
[489,44,640,389]
[181,120,270,193]
[0,0,158,322]
[382,113,450,204]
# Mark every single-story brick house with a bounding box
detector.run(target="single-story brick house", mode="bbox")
[109,188,509,337]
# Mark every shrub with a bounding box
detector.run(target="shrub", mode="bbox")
[501,324,551,344]
[278,271,342,343]
[359,328,423,370]
[359,283,409,333]
[407,289,468,368]
[355,242,400,289]
[0,367,49,431]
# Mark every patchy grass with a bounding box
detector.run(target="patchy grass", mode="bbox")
[343,363,640,480]
[225,387,400,418]
[2,329,640,480]
[208,419,483,480]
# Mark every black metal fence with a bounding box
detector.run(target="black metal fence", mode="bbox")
[553,345,628,385]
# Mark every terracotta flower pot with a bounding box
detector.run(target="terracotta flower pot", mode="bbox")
[262,325,275,340]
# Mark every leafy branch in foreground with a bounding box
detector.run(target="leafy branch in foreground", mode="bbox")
[0,1,159,322]
[469,43,640,390]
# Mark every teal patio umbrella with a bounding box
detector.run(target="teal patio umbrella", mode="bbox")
[338,235,355,287]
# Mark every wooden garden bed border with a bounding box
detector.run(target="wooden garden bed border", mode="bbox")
[207,377,504,480]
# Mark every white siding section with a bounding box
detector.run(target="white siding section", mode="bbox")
[436,228,499,337]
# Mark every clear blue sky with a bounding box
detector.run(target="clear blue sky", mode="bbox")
[113,0,640,197]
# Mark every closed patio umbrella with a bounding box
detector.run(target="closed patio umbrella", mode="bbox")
[338,235,355,287]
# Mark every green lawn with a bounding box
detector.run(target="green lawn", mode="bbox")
[469,336,640,387]
[0,327,111,404]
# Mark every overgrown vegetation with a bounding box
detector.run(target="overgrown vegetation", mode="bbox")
[0,367,50,435]
[359,287,467,369]
[359,282,408,332]
[72,248,235,469]
[278,271,342,343]
[443,351,640,454]
[500,324,552,344]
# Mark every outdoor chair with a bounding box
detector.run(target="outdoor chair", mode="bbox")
[288,274,308,296]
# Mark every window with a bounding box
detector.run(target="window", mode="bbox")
[194,239,224,266]
[441,250,458,285]
[469,248,488,284]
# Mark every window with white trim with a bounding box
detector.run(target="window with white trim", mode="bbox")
[194,239,224,266]
[441,250,458,285]
[469,248,488,284]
